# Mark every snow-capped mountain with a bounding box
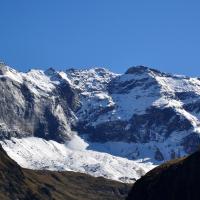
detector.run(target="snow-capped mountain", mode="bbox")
[71,66,200,158]
[1,63,200,182]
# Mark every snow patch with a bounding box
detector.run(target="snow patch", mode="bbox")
[65,135,89,151]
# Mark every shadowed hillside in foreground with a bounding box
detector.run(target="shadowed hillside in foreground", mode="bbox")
[127,149,200,200]
[0,145,130,200]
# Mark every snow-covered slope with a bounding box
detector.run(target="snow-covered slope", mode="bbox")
[1,64,200,183]
[0,136,154,183]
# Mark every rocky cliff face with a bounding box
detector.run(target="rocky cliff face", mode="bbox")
[75,66,198,144]
[0,64,79,142]
[1,64,200,166]
[70,66,200,160]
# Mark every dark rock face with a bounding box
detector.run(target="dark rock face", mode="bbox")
[183,99,200,113]
[77,120,128,142]
[126,150,200,200]
[129,107,192,142]
[108,76,158,94]
[154,148,164,161]
[79,106,192,144]
[175,91,199,101]
[0,145,131,200]
[181,133,200,154]
[125,66,161,75]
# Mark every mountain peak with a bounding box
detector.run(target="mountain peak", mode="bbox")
[125,65,161,75]
[0,62,9,75]
[66,67,113,75]
[0,61,6,67]
[44,67,56,76]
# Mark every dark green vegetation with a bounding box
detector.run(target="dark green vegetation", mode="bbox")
[127,150,200,200]
[0,145,131,200]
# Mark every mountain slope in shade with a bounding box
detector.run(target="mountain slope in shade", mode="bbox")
[126,149,200,200]
[0,145,131,200]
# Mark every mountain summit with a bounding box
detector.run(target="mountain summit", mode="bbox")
[125,65,161,74]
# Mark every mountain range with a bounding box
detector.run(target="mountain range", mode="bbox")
[1,63,200,183]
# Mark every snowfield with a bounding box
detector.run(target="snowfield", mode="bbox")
[0,136,155,183]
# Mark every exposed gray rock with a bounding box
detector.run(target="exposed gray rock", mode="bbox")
[0,67,79,142]
[154,148,164,161]
[182,133,200,154]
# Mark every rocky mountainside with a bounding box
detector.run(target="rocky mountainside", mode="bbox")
[73,66,200,156]
[126,149,200,200]
[0,144,130,200]
[65,65,200,161]
[1,63,200,182]
[0,64,79,142]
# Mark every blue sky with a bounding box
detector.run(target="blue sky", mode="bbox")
[0,0,200,76]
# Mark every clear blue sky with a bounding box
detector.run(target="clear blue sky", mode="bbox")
[0,0,200,76]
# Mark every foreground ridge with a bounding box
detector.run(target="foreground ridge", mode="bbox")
[127,149,200,200]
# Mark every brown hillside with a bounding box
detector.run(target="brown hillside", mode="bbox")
[127,150,200,200]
